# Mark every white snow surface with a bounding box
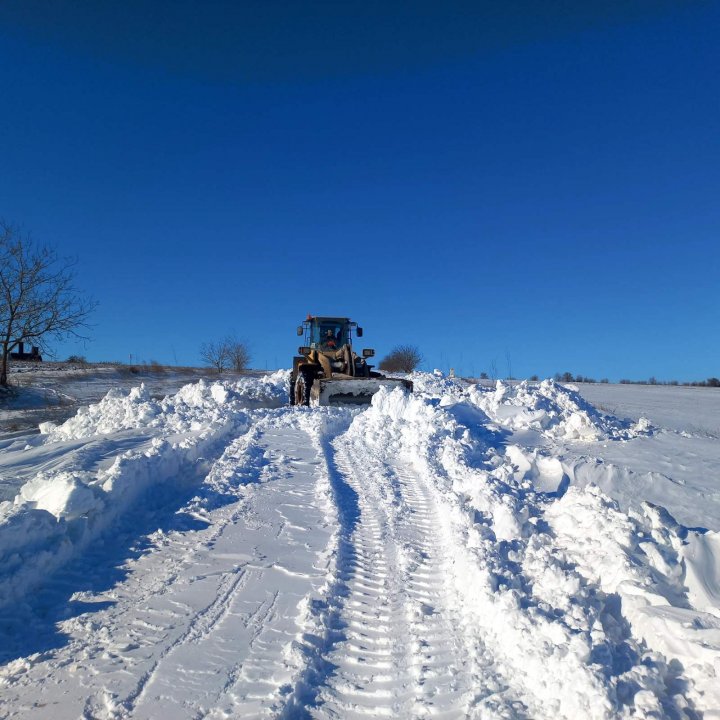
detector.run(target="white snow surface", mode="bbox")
[0,371,718,719]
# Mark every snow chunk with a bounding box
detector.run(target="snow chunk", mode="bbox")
[406,370,467,397]
[210,383,228,405]
[683,530,720,619]
[18,471,103,520]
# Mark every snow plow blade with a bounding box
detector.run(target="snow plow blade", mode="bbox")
[310,377,413,406]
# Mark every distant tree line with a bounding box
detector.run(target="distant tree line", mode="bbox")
[617,376,720,387]
[551,372,720,387]
[553,372,610,384]
[474,369,720,387]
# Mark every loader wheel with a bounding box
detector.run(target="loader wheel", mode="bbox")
[294,371,312,406]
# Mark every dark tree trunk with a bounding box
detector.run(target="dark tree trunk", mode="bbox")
[0,344,8,387]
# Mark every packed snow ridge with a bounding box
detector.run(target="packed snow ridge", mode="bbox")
[0,371,718,719]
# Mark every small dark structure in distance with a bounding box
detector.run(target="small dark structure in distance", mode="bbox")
[9,341,42,362]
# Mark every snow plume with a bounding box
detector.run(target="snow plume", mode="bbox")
[347,387,711,718]
[467,379,653,441]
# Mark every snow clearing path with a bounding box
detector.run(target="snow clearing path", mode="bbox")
[0,407,348,719]
[121,413,340,720]
[300,434,516,718]
[1,372,719,719]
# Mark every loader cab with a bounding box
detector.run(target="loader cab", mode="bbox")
[300,316,355,351]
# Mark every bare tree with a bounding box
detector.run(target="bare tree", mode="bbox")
[199,340,230,372]
[0,222,96,387]
[226,337,251,372]
[200,336,251,373]
[378,344,423,373]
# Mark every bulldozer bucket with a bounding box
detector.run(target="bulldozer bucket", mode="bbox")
[310,377,413,406]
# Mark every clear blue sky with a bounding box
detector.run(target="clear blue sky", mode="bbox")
[1,1,718,381]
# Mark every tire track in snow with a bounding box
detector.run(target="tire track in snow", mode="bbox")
[118,564,251,714]
[82,421,273,718]
[391,464,527,719]
[123,414,342,720]
[275,412,360,719]
[282,421,522,719]
[315,451,405,718]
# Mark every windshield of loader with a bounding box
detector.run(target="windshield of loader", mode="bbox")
[310,320,348,350]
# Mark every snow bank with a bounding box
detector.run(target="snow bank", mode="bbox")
[228,369,290,407]
[345,386,717,717]
[683,531,720,619]
[406,369,468,397]
[467,379,653,441]
[38,384,163,439]
[0,377,285,610]
[38,372,289,442]
[548,489,720,713]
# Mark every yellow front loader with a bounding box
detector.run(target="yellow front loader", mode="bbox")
[289,315,412,406]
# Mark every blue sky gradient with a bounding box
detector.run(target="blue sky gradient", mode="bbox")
[1,2,718,380]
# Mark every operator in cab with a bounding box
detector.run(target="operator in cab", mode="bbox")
[322,329,338,349]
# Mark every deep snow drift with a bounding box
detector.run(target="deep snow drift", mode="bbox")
[0,372,718,719]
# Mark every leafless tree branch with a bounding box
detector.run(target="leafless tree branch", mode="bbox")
[199,336,251,373]
[0,221,97,386]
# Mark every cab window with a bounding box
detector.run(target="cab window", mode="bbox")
[311,322,346,347]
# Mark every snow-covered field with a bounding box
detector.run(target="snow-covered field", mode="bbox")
[0,371,718,719]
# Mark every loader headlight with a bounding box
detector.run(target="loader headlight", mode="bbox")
[362,348,375,358]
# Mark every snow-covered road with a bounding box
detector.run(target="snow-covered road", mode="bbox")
[0,373,718,719]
